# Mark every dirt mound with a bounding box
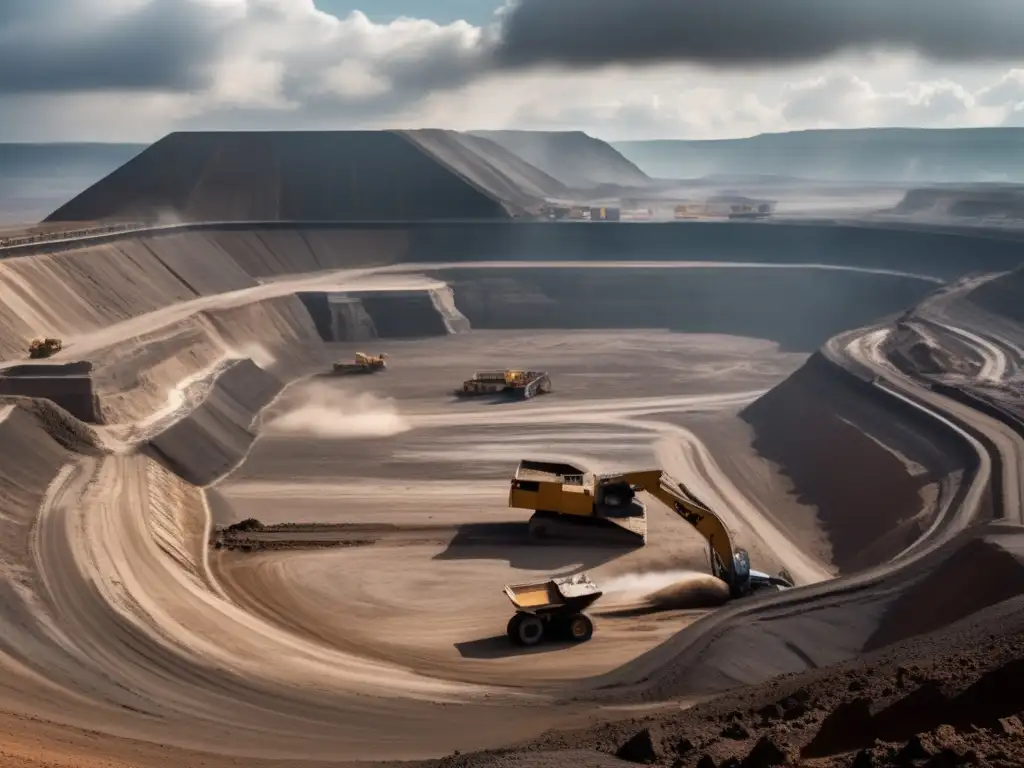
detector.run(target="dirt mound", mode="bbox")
[45,131,514,223]
[470,130,650,189]
[644,575,731,611]
[740,352,974,572]
[146,359,284,485]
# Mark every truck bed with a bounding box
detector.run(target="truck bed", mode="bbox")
[504,573,603,614]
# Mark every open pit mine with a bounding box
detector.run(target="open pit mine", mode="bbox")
[0,130,1023,768]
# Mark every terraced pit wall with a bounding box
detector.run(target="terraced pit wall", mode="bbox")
[4,220,1019,356]
[740,352,982,574]
[0,218,1014,738]
[442,267,932,352]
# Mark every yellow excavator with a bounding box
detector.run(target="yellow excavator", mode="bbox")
[507,459,794,599]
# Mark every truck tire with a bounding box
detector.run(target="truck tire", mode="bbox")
[507,613,545,647]
[567,614,593,643]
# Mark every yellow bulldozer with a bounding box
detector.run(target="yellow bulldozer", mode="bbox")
[332,352,387,375]
[28,337,62,359]
[506,459,794,600]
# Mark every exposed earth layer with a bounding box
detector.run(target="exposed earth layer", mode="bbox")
[0,215,1020,768]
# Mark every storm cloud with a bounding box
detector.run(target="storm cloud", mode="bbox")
[0,0,228,94]
[494,0,1024,68]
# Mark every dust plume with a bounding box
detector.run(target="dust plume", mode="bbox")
[600,569,729,612]
[267,383,411,439]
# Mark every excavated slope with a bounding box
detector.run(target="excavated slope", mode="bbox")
[398,130,568,211]
[740,352,976,572]
[470,130,651,189]
[146,359,284,486]
[0,220,1017,765]
[968,263,1024,324]
[443,267,935,352]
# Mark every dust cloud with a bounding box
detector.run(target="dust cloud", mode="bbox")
[267,383,411,439]
[601,569,730,611]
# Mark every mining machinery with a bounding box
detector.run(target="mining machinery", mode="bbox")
[28,337,62,359]
[333,352,387,375]
[503,573,602,647]
[457,369,552,400]
[507,460,794,600]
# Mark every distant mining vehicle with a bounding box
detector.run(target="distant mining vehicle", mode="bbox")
[503,573,602,646]
[28,337,62,359]
[457,369,552,400]
[507,460,794,600]
[333,352,387,375]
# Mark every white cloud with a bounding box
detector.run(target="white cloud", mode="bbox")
[2,1,1024,141]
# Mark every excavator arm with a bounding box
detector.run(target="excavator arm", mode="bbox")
[609,469,790,598]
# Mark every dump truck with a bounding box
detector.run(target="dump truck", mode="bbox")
[503,572,602,647]
[507,460,793,600]
[457,370,551,400]
[333,352,387,375]
[28,337,62,359]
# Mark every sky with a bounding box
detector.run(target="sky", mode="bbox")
[2,0,1024,143]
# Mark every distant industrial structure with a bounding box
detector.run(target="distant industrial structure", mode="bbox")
[539,197,774,223]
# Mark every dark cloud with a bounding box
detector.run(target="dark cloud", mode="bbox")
[0,0,228,94]
[494,0,1024,68]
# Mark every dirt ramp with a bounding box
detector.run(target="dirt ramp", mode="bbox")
[0,405,75,665]
[0,404,72,554]
[146,359,284,485]
[0,240,195,359]
[740,352,974,572]
[81,295,324,425]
